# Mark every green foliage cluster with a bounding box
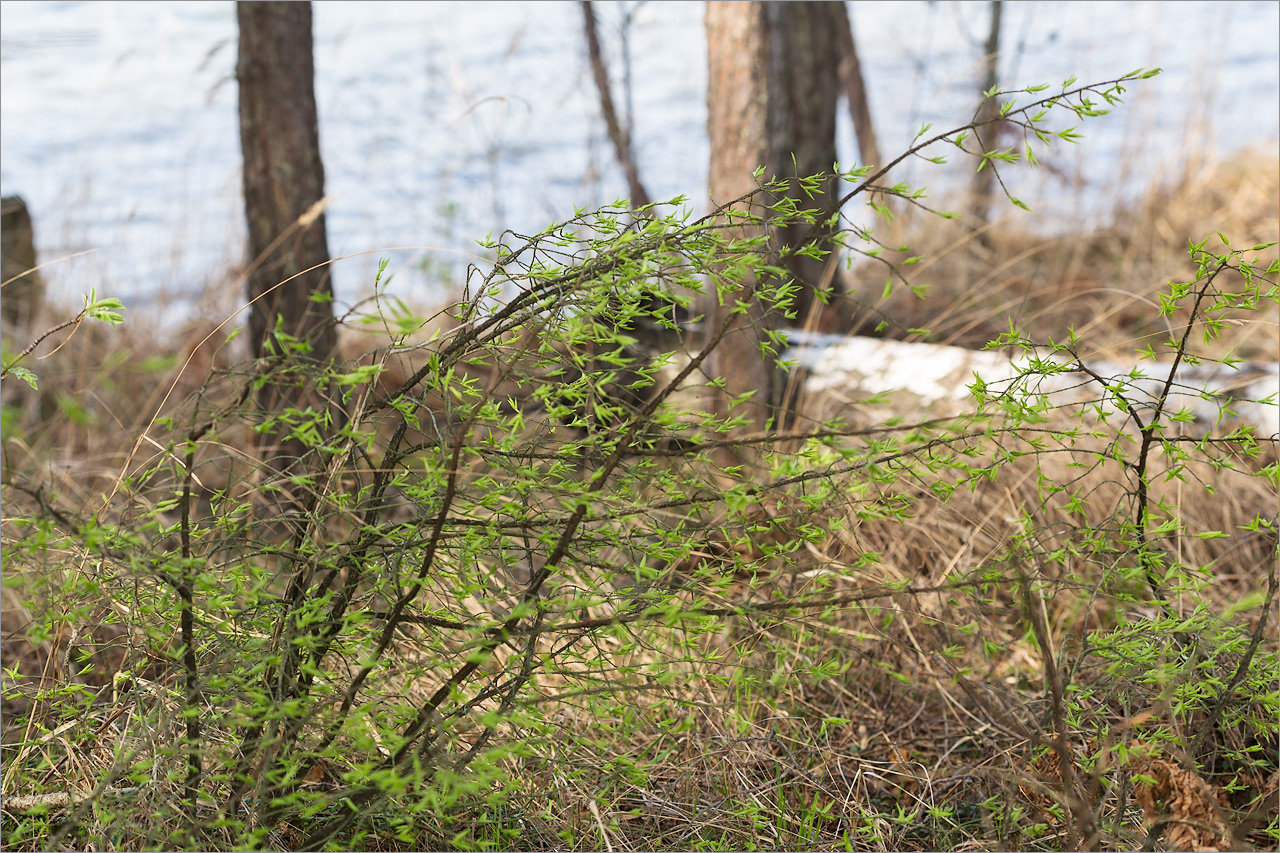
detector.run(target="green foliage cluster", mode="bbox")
[1,70,1276,852]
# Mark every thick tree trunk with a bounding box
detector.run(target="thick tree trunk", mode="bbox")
[705,1,776,438]
[767,1,843,328]
[237,1,338,500]
[705,1,843,436]
[238,1,335,361]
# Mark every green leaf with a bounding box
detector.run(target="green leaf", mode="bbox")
[82,290,126,326]
[333,364,386,386]
[7,365,37,389]
[139,355,179,373]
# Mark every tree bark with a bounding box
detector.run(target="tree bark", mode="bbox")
[705,1,775,438]
[705,1,844,436]
[237,1,338,498]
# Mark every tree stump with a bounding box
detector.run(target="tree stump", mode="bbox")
[1,195,45,328]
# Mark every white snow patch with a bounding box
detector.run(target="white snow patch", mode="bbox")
[784,331,1279,438]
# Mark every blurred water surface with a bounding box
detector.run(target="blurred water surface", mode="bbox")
[1,1,1276,317]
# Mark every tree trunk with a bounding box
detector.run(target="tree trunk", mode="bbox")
[970,0,1003,235]
[582,1,651,211]
[237,0,338,501]
[705,1,844,436]
[835,4,881,171]
[767,1,843,330]
[705,1,775,438]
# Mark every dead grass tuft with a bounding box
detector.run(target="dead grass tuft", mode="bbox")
[843,145,1280,363]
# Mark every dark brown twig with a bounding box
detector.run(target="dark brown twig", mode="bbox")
[582,1,651,210]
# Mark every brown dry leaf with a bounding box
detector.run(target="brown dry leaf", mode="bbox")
[1132,754,1234,852]
[885,744,921,798]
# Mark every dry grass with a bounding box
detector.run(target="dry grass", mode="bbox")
[845,145,1279,364]
[475,413,1275,851]
[0,146,1276,851]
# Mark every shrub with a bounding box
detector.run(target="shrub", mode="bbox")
[2,69,1275,852]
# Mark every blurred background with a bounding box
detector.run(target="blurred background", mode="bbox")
[1,0,1277,322]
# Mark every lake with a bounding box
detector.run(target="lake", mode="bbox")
[1,1,1277,320]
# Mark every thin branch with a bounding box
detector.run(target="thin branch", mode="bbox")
[0,311,87,378]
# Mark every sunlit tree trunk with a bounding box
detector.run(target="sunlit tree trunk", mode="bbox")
[705,1,775,438]
[705,1,844,436]
[237,0,338,502]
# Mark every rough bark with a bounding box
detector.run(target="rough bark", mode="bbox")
[237,0,338,499]
[705,1,844,436]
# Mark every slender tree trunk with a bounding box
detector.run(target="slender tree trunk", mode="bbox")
[970,0,1003,233]
[835,5,881,170]
[705,1,843,436]
[582,1,651,210]
[237,0,338,501]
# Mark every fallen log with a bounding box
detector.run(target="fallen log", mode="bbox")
[786,331,1278,437]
